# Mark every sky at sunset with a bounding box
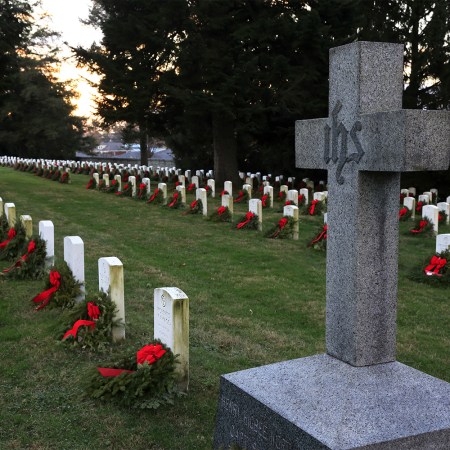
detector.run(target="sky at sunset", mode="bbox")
[39,0,103,118]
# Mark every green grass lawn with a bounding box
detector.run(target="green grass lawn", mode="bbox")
[0,167,449,450]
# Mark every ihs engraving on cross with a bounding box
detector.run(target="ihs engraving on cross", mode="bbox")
[323,100,365,184]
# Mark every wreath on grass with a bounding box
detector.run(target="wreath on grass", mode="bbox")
[35,167,44,177]
[399,207,412,221]
[59,292,121,351]
[204,185,213,197]
[105,179,119,194]
[51,170,61,182]
[298,194,306,206]
[167,192,182,209]
[186,183,196,192]
[265,216,295,239]
[32,261,82,310]
[304,199,325,216]
[184,199,203,215]
[439,211,448,224]
[415,201,424,213]
[277,191,287,203]
[308,224,328,251]
[209,206,232,222]
[0,221,26,261]
[86,177,97,190]
[234,190,249,203]
[147,188,164,204]
[261,194,271,208]
[408,250,450,287]
[116,183,132,197]
[0,214,9,240]
[409,218,434,236]
[59,172,70,184]
[137,183,148,200]
[220,190,230,197]
[235,212,259,230]
[2,236,46,279]
[86,339,181,409]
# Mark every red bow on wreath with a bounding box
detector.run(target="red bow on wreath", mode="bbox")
[217,206,227,215]
[261,195,269,207]
[97,343,166,377]
[168,192,179,207]
[32,270,61,310]
[234,191,245,203]
[147,188,159,203]
[309,224,328,246]
[3,240,36,273]
[62,301,100,340]
[416,201,423,212]
[298,194,304,204]
[272,217,288,238]
[424,256,447,276]
[309,200,319,215]
[220,190,229,197]
[190,199,198,209]
[0,228,16,249]
[410,220,428,234]
[187,183,196,191]
[399,207,408,218]
[237,211,255,229]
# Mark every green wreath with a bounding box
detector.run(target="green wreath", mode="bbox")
[59,291,121,351]
[308,224,328,251]
[409,217,434,237]
[86,339,182,409]
[399,206,412,221]
[408,250,450,287]
[0,220,27,261]
[235,212,259,230]
[209,206,232,222]
[265,216,296,239]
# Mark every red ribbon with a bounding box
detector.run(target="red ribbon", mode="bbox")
[399,207,408,218]
[416,201,423,212]
[310,225,328,245]
[237,212,255,229]
[87,302,100,320]
[86,178,94,189]
[284,200,292,206]
[168,192,179,207]
[298,194,304,204]
[32,271,61,310]
[438,213,443,222]
[147,188,160,203]
[272,217,288,238]
[261,195,269,207]
[187,183,196,191]
[424,256,447,276]
[309,200,319,215]
[97,344,166,378]
[234,191,245,203]
[62,319,96,340]
[3,240,36,273]
[410,220,428,233]
[138,183,146,198]
[218,206,227,215]
[0,228,16,249]
[190,200,198,209]
[220,190,229,197]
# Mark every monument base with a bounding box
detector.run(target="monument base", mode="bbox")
[214,354,450,449]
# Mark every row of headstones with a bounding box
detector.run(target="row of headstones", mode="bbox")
[401,187,450,233]
[2,155,327,196]
[0,195,191,389]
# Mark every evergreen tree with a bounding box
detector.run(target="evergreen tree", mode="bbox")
[0,0,89,158]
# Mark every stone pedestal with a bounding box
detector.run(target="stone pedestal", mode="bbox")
[214,354,450,450]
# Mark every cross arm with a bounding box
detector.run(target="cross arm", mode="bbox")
[360,109,450,172]
[295,118,329,170]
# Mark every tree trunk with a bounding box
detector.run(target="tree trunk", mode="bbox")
[404,3,421,109]
[139,123,148,166]
[212,111,240,188]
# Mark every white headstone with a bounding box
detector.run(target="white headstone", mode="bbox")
[283,205,299,240]
[176,185,186,204]
[299,188,309,205]
[191,175,199,188]
[196,188,208,216]
[154,287,189,391]
[39,220,54,264]
[0,197,3,217]
[224,181,233,197]
[4,203,16,227]
[423,191,432,203]
[314,192,326,202]
[249,199,262,231]
[114,174,122,192]
[178,174,186,186]
[207,179,216,198]
[102,173,110,187]
[263,185,274,208]
[185,170,191,182]
[221,194,233,215]
[403,196,416,219]
[436,234,450,254]
[142,177,151,195]
[422,205,439,234]
[418,194,429,205]
[158,182,168,205]
[400,189,409,196]
[20,215,32,239]
[324,212,328,224]
[64,236,85,298]
[93,173,100,187]
[287,189,299,205]
[128,176,137,197]
[242,184,252,198]
[437,202,450,225]
[98,257,125,342]
[280,185,289,195]
[408,187,416,196]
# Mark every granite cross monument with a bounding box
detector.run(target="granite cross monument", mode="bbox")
[214,41,450,449]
